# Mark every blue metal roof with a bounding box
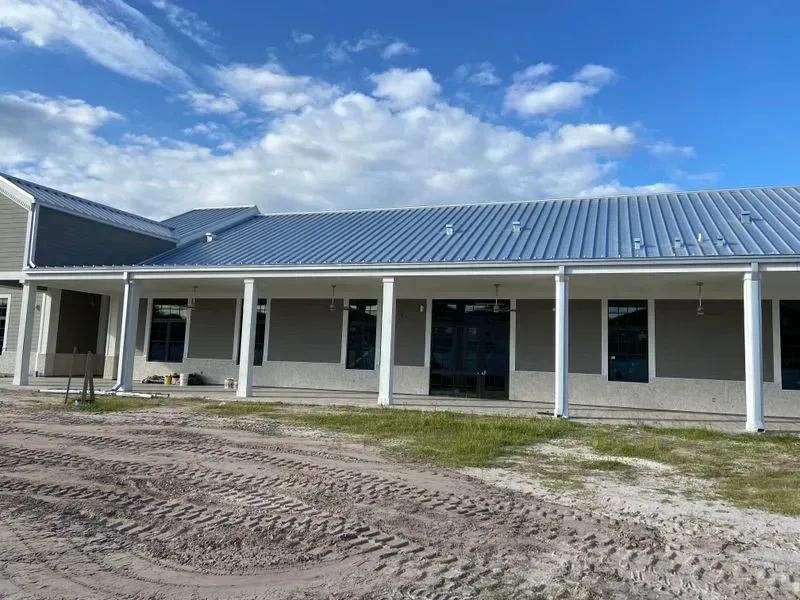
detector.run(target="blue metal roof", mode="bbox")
[2,173,174,240]
[142,186,800,267]
[162,207,259,241]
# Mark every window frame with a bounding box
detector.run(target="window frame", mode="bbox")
[607,299,649,383]
[236,299,268,366]
[147,299,188,363]
[346,299,378,370]
[0,294,10,356]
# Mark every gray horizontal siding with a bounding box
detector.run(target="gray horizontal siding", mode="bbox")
[655,300,773,382]
[268,299,342,363]
[54,290,101,354]
[515,300,601,374]
[0,192,28,271]
[0,285,42,354]
[35,207,175,267]
[395,299,426,367]
[188,299,236,360]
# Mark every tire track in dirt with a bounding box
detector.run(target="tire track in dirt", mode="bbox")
[0,431,772,599]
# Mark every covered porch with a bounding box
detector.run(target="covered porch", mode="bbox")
[11,263,800,431]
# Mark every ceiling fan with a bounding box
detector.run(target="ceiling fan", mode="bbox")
[488,284,517,314]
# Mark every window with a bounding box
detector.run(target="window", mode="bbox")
[0,297,8,355]
[608,300,648,382]
[780,301,800,390]
[237,299,268,366]
[346,300,378,370]
[148,299,187,362]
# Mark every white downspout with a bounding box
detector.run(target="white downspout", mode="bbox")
[26,204,39,268]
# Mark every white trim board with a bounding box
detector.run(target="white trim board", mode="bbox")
[773,298,782,388]
[0,293,10,354]
[647,298,657,381]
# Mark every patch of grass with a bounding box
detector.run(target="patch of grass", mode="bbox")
[579,459,633,472]
[198,401,800,515]
[72,397,169,412]
[199,401,283,418]
[287,408,583,467]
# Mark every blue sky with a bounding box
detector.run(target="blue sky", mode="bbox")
[0,0,797,219]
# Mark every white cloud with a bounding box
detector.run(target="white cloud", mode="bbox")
[181,91,240,114]
[291,30,314,44]
[516,63,556,80]
[672,169,719,185]
[648,141,695,159]
[573,64,615,85]
[182,121,224,140]
[370,68,441,108]
[214,62,339,112]
[324,32,413,63]
[0,0,188,85]
[0,88,672,219]
[455,62,501,86]
[504,63,616,117]
[381,41,416,59]
[151,0,219,54]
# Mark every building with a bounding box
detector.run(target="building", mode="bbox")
[2,172,800,431]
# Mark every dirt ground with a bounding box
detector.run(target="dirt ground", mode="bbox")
[0,395,798,599]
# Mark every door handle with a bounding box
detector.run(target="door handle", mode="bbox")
[478,369,487,376]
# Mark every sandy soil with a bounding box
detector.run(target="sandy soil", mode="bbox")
[0,396,798,599]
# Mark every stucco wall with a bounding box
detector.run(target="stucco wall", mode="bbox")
[515,299,601,374]
[655,300,773,382]
[188,298,237,360]
[268,299,342,363]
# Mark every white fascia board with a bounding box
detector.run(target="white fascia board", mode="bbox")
[0,176,35,210]
[0,271,24,281]
[18,257,800,282]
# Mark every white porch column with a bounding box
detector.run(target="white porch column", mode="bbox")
[115,277,141,392]
[377,277,396,406]
[13,281,37,386]
[743,267,765,432]
[103,295,123,379]
[237,278,258,398]
[554,269,569,418]
[36,288,61,376]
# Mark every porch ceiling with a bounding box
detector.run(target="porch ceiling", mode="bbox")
[27,271,800,300]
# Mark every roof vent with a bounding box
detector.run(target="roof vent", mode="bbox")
[673,237,683,249]
[633,237,642,251]
[205,232,215,242]
[696,232,704,243]
[444,224,454,237]
[716,235,726,248]
[740,211,752,225]
[511,220,522,235]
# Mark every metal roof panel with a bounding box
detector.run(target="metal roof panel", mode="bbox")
[142,186,800,267]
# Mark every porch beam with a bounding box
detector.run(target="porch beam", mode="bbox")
[115,277,140,392]
[12,282,37,386]
[237,278,258,398]
[743,266,765,432]
[554,269,569,418]
[377,277,396,406]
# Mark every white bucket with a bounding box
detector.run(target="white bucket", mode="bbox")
[179,373,188,387]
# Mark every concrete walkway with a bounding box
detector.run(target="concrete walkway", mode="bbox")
[4,377,799,432]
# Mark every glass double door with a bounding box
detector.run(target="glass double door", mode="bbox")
[429,301,510,399]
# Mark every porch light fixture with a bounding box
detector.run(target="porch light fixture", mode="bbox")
[696,281,704,316]
[188,286,197,311]
[329,285,337,311]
